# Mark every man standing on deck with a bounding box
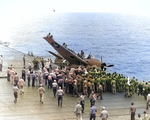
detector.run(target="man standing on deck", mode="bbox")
[57,87,64,107]
[27,71,31,86]
[32,71,36,87]
[47,75,52,89]
[90,102,97,120]
[13,84,19,103]
[97,83,103,100]
[80,93,86,113]
[45,59,50,72]
[22,67,26,81]
[74,101,82,120]
[28,61,32,72]
[9,67,15,84]
[23,55,25,66]
[83,79,88,95]
[14,73,19,86]
[130,102,136,120]
[41,58,44,70]
[52,80,58,98]
[37,84,45,104]
[146,93,150,109]
[100,107,109,120]
[143,82,149,100]
[0,55,3,71]
[90,91,96,107]
[18,77,25,95]
[7,67,10,81]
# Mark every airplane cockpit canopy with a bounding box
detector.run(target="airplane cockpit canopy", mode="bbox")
[84,55,95,59]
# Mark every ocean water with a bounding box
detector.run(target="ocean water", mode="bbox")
[2,13,150,81]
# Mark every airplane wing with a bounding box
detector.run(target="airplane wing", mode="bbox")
[43,36,88,65]
[47,50,63,60]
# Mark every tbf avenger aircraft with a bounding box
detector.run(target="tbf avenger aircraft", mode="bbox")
[43,34,113,71]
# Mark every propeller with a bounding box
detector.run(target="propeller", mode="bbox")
[107,65,114,67]
[101,63,114,71]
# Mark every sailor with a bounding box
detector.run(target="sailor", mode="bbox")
[129,82,134,96]
[65,78,69,93]
[83,67,88,75]
[49,59,53,72]
[22,67,26,81]
[46,33,51,37]
[45,59,50,72]
[7,67,10,81]
[44,70,49,85]
[101,77,107,92]
[13,84,19,103]
[127,76,130,85]
[28,61,32,72]
[68,77,73,94]
[83,79,88,95]
[18,77,25,95]
[100,107,109,120]
[134,79,139,93]
[125,82,130,97]
[130,77,135,83]
[38,72,43,85]
[14,73,19,86]
[27,71,31,86]
[47,75,52,89]
[57,87,64,107]
[32,71,36,87]
[143,82,149,100]
[62,43,67,48]
[137,114,142,120]
[23,55,25,66]
[41,58,44,70]
[35,72,39,87]
[0,55,3,71]
[90,102,97,120]
[72,79,80,97]
[143,111,148,120]
[111,79,116,94]
[89,91,96,107]
[9,67,15,84]
[81,50,84,58]
[130,102,136,120]
[74,101,82,120]
[130,77,136,93]
[37,84,45,104]
[97,83,103,100]
[52,80,58,98]
[87,81,92,97]
[77,77,81,92]
[118,77,125,92]
[138,82,143,96]
[58,75,64,89]
[146,93,150,109]
[87,54,91,59]
[80,93,86,113]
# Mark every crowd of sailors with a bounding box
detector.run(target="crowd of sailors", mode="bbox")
[6,57,150,101]
[5,55,150,120]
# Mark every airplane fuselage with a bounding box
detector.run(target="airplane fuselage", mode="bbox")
[84,58,102,67]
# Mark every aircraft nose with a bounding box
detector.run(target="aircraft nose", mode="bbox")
[101,63,107,71]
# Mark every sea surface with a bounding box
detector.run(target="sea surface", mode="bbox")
[2,13,150,81]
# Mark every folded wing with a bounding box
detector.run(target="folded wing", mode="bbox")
[44,37,88,66]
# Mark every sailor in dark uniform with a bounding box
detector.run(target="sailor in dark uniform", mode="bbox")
[32,71,36,87]
[22,67,26,81]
